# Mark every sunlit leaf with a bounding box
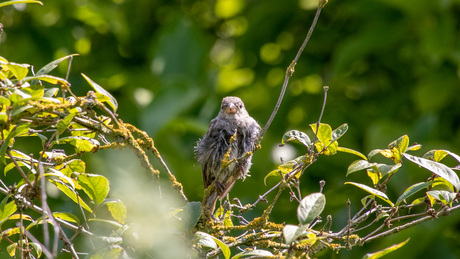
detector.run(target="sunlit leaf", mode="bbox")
[23,75,70,86]
[372,163,401,178]
[89,245,123,258]
[426,190,456,206]
[2,62,29,81]
[0,95,11,107]
[363,238,410,259]
[281,130,311,147]
[215,206,233,228]
[231,249,273,259]
[0,199,18,225]
[6,243,17,257]
[406,144,422,151]
[283,224,308,244]
[367,169,380,185]
[297,192,326,225]
[388,135,409,154]
[45,168,76,189]
[337,147,367,160]
[77,174,109,205]
[0,124,32,164]
[82,73,118,112]
[56,112,77,135]
[53,212,80,224]
[345,182,394,207]
[195,231,231,259]
[310,123,332,145]
[331,123,348,143]
[29,242,43,258]
[403,153,460,191]
[51,180,93,213]
[54,136,100,153]
[347,160,374,176]
[423,149,460,165]
[195,231,217,249]
[104,199,127,225]
[264,155,305,185]
[0,0,43,8]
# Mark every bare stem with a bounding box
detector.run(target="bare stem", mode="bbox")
[259,2,326,140]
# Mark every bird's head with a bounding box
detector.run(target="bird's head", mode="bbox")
[219,96,249,119]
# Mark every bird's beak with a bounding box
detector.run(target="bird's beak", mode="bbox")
[225,103,237,114]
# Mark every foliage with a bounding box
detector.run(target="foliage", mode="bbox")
[1,0,460,258]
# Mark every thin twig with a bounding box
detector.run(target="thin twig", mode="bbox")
[259,1,327,139]
[362,204,460,244]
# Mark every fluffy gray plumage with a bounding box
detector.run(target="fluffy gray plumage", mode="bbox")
[196,96,261,217]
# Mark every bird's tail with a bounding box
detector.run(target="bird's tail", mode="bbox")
[202,188,218,218]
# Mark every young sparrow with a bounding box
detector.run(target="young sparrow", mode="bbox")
[196,96,261,217]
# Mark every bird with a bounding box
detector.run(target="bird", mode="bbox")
[196,96,261,218]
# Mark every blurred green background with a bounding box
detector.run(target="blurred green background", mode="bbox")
[1,0,460,257]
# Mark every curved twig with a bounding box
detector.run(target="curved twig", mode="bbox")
[259,1,328,140]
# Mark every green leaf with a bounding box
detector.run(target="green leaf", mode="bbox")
[0,199,17,226]
[264,155,306,185]
[36,54,79,76]
[297,192,326,225]
[403,153,460,191]
[395,181,439,206]
[82,73,118,112]
[89,245,123,259]
[310,123,332,144]
[6,243,16,257]
[347,160,374,176]
[0,95,11,107]
[363,238,410,259]
[0,0,43,8]
[56,112,77,135]
[45,168,76,189]
[388,135,409,163]
[54,136,100,153]
[4,160,36,176]
[23,75,70,86]
[53,212,80,224]
[104,199,127,224]
[195,231,217,249]
[372,163,402,178]
[0,123,32,164]
[181,201,201,230]
[22,85,44,98]
[10,104,34,117]
[331,123,348,143]
[43,88,60,97]
[231,249,273,259]
[426,190,456,206]
[283,224,308,244]
[423,149,460,164]
[281,130,311,147]
[77,174,109,205]
[337,147,367,160]
[388,135,409,153]
[2,62,29,81]
[51,180,93,213]
[310,123,339,155]
[215,206,233,227]
[88,218,123,228]
[29,242,43,258]
[195,231,231,259]
[345,182,394,207]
